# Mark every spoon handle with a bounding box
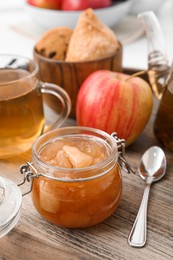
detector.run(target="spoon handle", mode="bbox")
[128,183,151,247]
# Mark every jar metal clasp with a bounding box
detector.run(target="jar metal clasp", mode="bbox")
[111,132,136,174]
[18,162,40,196]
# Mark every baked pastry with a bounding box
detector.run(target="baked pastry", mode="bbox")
[65,8,120,62]
[35,27,73,60]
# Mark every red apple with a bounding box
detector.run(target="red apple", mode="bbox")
[27,0,62,9]
[61,0,91,11]
[89,0,112,9]
[76,70,153,146]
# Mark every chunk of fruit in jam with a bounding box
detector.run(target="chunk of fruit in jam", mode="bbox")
[39,181,60,213]
[49,150,72,168]
[63,145,93,168]
[39,137,108,168]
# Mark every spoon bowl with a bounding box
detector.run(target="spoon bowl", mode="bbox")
[139,146,167,182]
[128,146,166,247]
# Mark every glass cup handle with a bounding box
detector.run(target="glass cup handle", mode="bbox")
[40,82,71,132]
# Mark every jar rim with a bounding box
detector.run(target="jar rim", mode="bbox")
[32,126,118,180]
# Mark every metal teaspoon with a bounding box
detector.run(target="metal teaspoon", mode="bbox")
[128,146,167,247]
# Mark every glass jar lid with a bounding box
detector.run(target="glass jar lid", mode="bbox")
[0,176,22,238]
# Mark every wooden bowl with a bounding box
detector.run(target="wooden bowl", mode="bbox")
[33,44,122,118]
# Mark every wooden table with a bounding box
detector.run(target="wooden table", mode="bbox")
[0,97,173,260]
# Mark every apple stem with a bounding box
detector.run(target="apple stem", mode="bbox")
[125,70,147,81]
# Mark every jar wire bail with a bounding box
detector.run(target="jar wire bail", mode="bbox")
[18,162,41,196]
[111,132,136,174]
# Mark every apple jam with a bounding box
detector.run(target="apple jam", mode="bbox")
[31,127,122,228]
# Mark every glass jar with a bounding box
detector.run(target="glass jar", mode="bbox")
[153,73,173,151]
[0,127,134,236]
[31,127,123,228]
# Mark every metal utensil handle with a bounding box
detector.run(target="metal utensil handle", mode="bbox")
[128,183,151,247]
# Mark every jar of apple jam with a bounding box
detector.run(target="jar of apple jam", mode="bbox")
[18,127,134,229]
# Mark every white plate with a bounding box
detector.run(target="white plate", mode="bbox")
[9,14,144,46]
[25,0,133,29]
[129,0,165,15]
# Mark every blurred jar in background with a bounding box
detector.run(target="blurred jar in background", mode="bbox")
[154,71,173,152]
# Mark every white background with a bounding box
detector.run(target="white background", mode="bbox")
[0,0,173,70]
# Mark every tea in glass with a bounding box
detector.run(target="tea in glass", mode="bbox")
[0,69,44,158]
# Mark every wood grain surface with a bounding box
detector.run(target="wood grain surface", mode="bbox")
[0,82,173,260]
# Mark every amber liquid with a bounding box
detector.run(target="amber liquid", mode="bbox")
[0,69,45,158]
[154,79,173,151]
[148,64,170,100]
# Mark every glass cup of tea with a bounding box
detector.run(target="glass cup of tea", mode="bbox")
[0,54,71,158]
